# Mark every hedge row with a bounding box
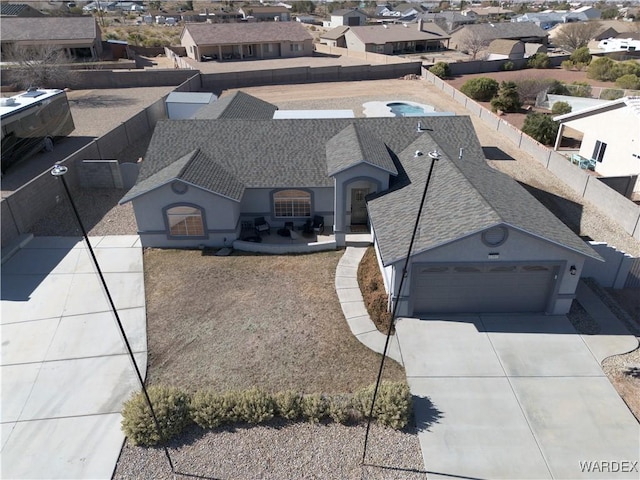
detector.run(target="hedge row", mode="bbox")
[121,382,412,446]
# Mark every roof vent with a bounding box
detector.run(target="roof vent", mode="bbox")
[383,24,388,28]
[428,150,441,160]
[416,121,423,132]
[403,22,408,27]
[0,97,16,107]
[458,147,464,159]
[415,150,423,157]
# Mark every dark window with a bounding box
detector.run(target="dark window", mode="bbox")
[592,140,607,163]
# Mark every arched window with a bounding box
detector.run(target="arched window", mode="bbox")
[166,205,204,236]
[273,189,311,218]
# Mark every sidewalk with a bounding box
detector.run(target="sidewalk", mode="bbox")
[334,247,403,365]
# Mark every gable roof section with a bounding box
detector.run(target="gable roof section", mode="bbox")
[554,96,640,122]
[488,38,523,54]
[195,91,278,119]
[182,22,312,45]
[321,25,350,40]
[326,124,398,176]
[348,23,450,44]
[367,117,599,265]
[456,22,547,42]
[0,3,44,16]
[0,17,98,42]
[120,149,244,203]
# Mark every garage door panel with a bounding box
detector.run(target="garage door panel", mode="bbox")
[412,264,557,314]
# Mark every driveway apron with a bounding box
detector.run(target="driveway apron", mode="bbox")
[396,314,640,480]
[1,236,146,479]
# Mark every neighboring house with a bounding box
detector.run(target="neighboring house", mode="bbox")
[319,26,349,48]
[238,5,291,22]
[0,16,103,59]
[375,3,424,22]
[462,6,516,21]
[486,39,525,60]
[553,96,640,194]
[180,22,313,61]
[450,23,548,51]
[325,8,367,28]
[198,9,243,23]
[344,20,450,54]
[420,11,475,34]
[0,3,44,17]
[513,9,600,30]
[597,35,640,53]
[119,92,600,317]
[83,1,116,12]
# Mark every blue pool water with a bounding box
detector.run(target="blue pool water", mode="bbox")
[387,102,427,117]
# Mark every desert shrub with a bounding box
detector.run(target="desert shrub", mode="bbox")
[514,78,556,103]
[573,62,587,71]
[561,60,574,71]
[600,88,624,100]
[274,390,303,421]
[570,46,591,65]
[527,53,550,69]
[353,383,375,418]
[429,61,450,79]
[522,112,559,146]
[301,394,328,424]
[615,74,640,90]
[547,80,569,95]
[490,81,521,113]
[327,395,356,425]
[619,60,640,77]
[121,386,191,446]
[460,77,499,101]
[502,60,514,71]
[190,389,238,428]
[551,101,571,115]
[566,81,592,98]
[587,57,619,82]
[373,382,412,430]
[232,387,275,424]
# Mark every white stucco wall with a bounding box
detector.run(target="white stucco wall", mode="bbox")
[564,106,640,182]
[382,226,589,316]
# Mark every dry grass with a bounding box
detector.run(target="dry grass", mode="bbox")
[357,247,393,334]
[143,248,405,394]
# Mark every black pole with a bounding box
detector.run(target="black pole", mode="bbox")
[51,165,175,473]
[361,150,440,465]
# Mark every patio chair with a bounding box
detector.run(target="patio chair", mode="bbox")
[312,215,324,235]
[254,216,270,236]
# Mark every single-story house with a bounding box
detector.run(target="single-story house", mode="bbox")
[0,16,102,59]
[343,20,450,54]
[180,22,313,61]
[553,96,640,194]
[119,92,601,317]
[486,39,525,60]
[450,22,548,51]
[0,3,44,17]
[420,11,475,34]
[238,5,291,22]
[462,6,516,21]
[325,8,368,28]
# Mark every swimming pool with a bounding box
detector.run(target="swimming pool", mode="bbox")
[387,102,428,117]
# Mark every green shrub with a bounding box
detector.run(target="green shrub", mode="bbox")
[274,390,303,421]
[547,80,569,95]
[619,60,640,77]
[600,88,624,100]
[232,387,275,424]
[327,395,356,425]
[353,384,375,419]
[121,385,191,446]
[527,53,550,69]
[502,60,514,71]
[190,389,237,428]
[490,81,521,113]
[460,77,499,101]
[428,61,450,79]
[373,382,412,430]
[587,57,619,81]
[567,81,592,98]
[551,101,571,115]
[561,60,574,71]
[615,74,640,90]
[301,394,328,424]
[522,112,559,146]
[570,46,591,65]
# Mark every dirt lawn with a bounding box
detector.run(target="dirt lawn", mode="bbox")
[144,248,405,394]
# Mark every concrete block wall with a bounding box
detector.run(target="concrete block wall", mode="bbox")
[519,134,550,167]
[124,110,151,145]
[62,70,197,89]
[79,160,123,189]
[547,152,589,195]
[496,120,523,146]
[172,73,202,93]
[1,200,20,249]
[96,124,128,159]
[584,177,640,238]
[583,242,634,289]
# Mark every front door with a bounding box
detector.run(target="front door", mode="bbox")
[351,188,369,224]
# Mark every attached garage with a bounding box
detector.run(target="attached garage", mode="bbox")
[411,263,560,314]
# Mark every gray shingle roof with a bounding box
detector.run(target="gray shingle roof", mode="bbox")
[320,25,349,40]
[120,149,244,203]
[195,91,278,119]
[123,112,597,262]
[182,22,312,45]
[0,17,98,42]
[348,22,450,44]
[0,3,43,16]
[326,124,397,176]
[456,22,547,41]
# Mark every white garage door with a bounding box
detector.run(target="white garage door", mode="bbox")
[411,263,558,314]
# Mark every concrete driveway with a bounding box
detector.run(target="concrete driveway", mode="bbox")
[1,235,146,479]
[396,313,640,479]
